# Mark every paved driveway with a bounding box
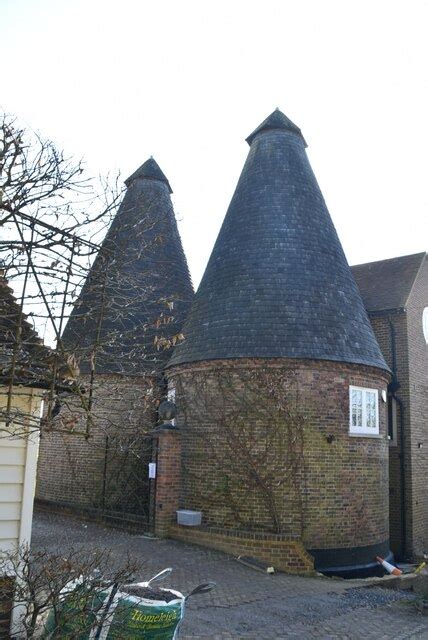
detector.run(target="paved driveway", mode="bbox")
[32,511,428,639]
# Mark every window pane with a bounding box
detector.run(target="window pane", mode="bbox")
[366,391,376,428]
[352,389,363,427]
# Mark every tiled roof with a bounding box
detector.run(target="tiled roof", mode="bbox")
[0,275,52,388]
[62,158,194,375]
[168,110,388,372]
[351,253,426,313]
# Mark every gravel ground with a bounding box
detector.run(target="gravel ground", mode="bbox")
[32,510,428,639]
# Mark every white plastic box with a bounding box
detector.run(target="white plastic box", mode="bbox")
[176,509,202,526]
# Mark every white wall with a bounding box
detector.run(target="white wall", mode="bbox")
[0,387,43,552]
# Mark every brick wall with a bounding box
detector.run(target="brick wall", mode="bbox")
[368,312,411,557]
[36,374,157,512]
[407,256,428,557]
[153,428,182,537]
[169,524,314,574]
[168,358,390,554]
[366,257,428,561]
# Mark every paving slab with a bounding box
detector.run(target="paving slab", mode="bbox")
[32,511,428,639]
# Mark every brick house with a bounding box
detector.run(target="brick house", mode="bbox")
[352,252,428,560]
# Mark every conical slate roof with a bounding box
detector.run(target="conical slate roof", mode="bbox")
[168,110,388,371]
[62,158,193,375]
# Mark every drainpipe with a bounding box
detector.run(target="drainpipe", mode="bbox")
[101,435,109,514]
[388,318,407,559]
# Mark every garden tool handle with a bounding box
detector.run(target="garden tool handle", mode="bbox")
[147,567,173,586]
[185,582,216,600]
[125,567,173,588]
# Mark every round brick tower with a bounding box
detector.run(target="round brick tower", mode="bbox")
[168,110,392,577]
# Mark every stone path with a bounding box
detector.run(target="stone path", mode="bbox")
[32,510,428,639]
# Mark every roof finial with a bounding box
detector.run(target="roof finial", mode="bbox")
[125,157,172,193]
[246,109,307,147]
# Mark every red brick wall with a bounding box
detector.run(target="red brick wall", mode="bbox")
[153,428,182,537]
[368,313,411,557]
[169,524,314,574]
[367,256,428,561]
[168,358,390,553]
[407,256,428,557]
[36,374,157,510]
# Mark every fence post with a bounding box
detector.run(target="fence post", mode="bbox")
[152,426,181,538]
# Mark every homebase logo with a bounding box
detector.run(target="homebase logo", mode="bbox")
[130,609,179,624]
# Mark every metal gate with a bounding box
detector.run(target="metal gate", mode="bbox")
[101,433,155,529]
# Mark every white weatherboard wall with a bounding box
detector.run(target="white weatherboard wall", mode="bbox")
[0,387,42,552]
[0,387,43,637]
[0,387,43,553]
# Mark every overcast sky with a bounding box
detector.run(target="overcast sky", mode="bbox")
[1,0,427,288]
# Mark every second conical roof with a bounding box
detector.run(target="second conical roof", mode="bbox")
[62,158,193,375]
[169,110,388,371]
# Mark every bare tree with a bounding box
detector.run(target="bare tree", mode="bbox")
[0,112,122,432]
[0,545,141,638]
[1,111,190,524]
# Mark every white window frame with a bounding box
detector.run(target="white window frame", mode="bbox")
[349,386,379,436]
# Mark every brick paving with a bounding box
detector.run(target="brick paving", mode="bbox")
[32,510,428,639]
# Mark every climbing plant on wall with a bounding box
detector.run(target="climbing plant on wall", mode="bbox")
[174,366,308,535]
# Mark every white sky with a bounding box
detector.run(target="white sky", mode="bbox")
[1,0,427,288]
